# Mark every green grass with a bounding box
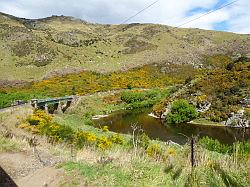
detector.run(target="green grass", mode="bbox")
[60,157,174,186]
[61,161,132,186]
[59,146,250,187]
[68,92,125,117]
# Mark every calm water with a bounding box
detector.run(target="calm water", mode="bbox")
[94,108,250,145]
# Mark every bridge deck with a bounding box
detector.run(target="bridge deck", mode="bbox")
[31,96,74,106]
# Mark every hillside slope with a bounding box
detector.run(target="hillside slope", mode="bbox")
[0,12,249,81]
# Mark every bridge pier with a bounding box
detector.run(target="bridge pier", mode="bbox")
[44,103,49,114]
[34,102,38,109]
[62,101,72,113]
[57,101,63,114]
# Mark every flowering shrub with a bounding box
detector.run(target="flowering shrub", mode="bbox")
[74,131,97,148]
[109,134,124,145]
[146,144,162,158]
[102,126,109,132]
[162,147,176,162]
[26,110,52,126]
[22,110,127,150]
[97,136,112,150]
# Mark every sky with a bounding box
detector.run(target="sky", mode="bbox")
[0,0,249,34]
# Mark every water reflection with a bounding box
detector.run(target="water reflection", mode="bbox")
[94,108,250,145]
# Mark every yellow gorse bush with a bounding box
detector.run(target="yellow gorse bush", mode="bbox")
[146,143,162,158]
[196,94,207,104]
[166,147,176,156]
[26,110,52,126]
[21,110,128,150]
[97,136,112,150]
[102,125,109,132]
[109,134,124,145]
[74,131,97,144]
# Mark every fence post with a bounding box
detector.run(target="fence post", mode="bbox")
[191,136,195,168]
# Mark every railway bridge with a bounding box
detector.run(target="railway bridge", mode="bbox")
[31,96,75,114]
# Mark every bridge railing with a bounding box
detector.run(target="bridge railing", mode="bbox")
[31,96,75,105]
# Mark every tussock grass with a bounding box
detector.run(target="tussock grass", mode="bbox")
[0,134,26,152]
[57,140,250,186]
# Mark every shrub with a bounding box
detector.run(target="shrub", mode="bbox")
[121,91,145,104]
[27,110,52,126]
[109,134,124,145]
[199,137,232,154]
[97,136,112,150]
[152,101,166,117]
[162,147,176,162]
[74,131,97,148]
[138,133,150,149]
[42,122,74,143]
[146,144,162,158]
[166,99,198,124]
[102,126,109,132]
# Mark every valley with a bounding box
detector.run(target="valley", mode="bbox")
[0,12,249,187]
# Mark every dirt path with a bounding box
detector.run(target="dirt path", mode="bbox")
[16,167,65,187]
[0,151,66,187]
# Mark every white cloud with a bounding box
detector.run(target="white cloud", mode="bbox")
[226,0,250,34]
[0,0,249,33]
[179,9,230,30]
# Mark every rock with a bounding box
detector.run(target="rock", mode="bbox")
[224,109,249,127]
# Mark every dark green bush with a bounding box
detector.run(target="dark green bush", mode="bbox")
[121,89,168,109]
[166,99,198,124]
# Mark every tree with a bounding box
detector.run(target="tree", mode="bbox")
[167,99,198,124]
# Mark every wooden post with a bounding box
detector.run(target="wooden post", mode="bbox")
[190,136,195,168]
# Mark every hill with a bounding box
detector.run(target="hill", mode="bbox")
[0,12,249,82]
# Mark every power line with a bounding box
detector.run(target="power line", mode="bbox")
[121,0,161,24]
[176,0,239,28]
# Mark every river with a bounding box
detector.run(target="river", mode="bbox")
[94,108,250,145]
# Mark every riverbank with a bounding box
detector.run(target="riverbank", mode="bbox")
[189,118,250,129]
[188,118,223,127]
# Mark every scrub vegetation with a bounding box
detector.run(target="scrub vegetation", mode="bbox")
[0,64,189,109]
[153,55,250,124]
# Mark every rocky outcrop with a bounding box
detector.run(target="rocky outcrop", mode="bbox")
[222,109,249,127]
